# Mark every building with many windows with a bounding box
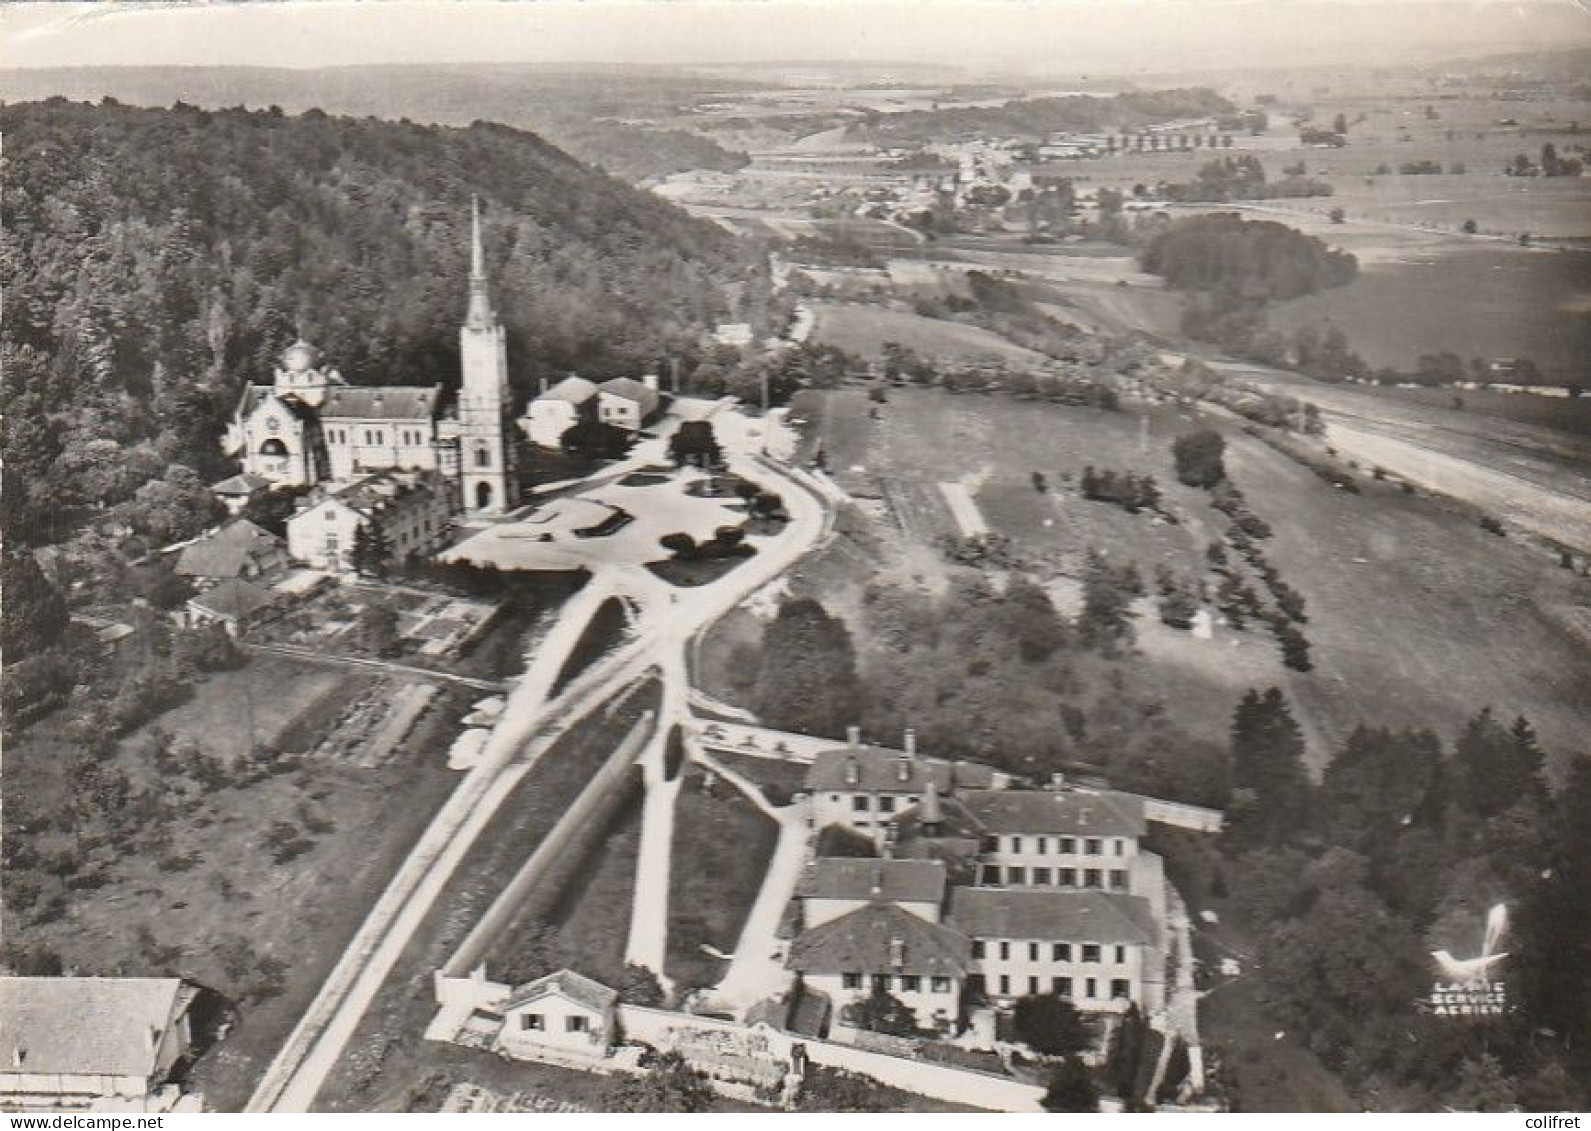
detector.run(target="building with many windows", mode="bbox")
[803,729,1002,840]
[948,887,1163,1012]
[788,729,1185,1036]
[285,470,455,573]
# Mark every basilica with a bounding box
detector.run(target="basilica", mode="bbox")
[222,201,518,513]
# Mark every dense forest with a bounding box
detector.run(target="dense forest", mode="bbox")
[0,66,753,181]
[849,88,1236,146]
[1,98,746,549]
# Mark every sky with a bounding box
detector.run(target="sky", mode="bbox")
[3,0,1588,75]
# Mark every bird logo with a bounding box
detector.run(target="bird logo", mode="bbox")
[1431,903,1508,986]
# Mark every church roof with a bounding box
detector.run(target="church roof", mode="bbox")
[239,385,319,422]
[321,385,443,421]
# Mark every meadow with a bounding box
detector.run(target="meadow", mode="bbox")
[800,384,1591,768]
[807,300,1050,365]
[1269,245,1591,382]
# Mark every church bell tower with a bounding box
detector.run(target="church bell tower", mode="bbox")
[457,196,515,513]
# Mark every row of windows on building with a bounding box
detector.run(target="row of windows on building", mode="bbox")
[518,1013,590,1032]
[972,940,1130,965]
[846,793,919,813]
[983,835,1129,857]
[981,974,1132,1001]
[326,428,432,448]
[840,972,956,994]
[838,971,1131,1001]
[976,864,1130,891]
[321,512,444,554]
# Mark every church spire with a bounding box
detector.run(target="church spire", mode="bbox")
[466,195,494,328]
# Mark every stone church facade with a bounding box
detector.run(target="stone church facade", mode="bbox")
[223,200,516,513]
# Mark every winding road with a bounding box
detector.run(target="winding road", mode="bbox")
[246,423,831,1113]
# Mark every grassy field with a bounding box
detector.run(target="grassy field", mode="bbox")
[664,763,779,994]
[796,384,1591,769]
[711,751,810,806]
[808,301,1050,365]
[1381,383,1591,436]
[1269,246,1591,383]
[4,654,467,1113]
[541,788,643,978]
[313,678,662,1112]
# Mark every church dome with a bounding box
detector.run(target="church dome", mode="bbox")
[282,340,321,373]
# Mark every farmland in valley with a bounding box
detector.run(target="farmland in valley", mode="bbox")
[1269,246,1591,382]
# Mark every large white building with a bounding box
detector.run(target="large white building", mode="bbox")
[789,733,1179,1035]
[802,728,1003,840]
[222,200,517,513]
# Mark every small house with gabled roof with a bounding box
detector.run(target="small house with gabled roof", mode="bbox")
[496,969,618,1061]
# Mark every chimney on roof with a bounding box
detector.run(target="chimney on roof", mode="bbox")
[642,373,660,391]
[1078,807,1091,826]
[903,728,917,758]
[844,756,860,786]
[11,1047,23,1069]
[1050,772,1067,791]
[896,755,911,783]
[847,725,862,749]
[888,937,905,970]
[921,778,944,831]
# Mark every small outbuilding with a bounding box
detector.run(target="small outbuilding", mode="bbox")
[496,969,618,1061]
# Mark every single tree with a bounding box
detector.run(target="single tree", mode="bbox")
[1043,1057,1100,1112]
[1011,993,1091,1056]
[1171,429,1227,489]
[1226,687,1312,847]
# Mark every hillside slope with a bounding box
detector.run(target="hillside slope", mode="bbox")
[0,99,743,544]
[0,65,752,181]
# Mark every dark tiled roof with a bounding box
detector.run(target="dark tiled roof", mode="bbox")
[958,789,1145,838]
[0,977,192,1079]
[188,577,275,621]
[504,969,618,1014]
[787,903,971,977]
[804,747,997,795]
[322,385,442,420]
[210,472,273,496]
[331,471,450,518]
[891,796,986,850]
[946,888,1156,945]
[598,377,660,410]
[174,520,284,578]
[239,385,322,424]
[798,858,947,905]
